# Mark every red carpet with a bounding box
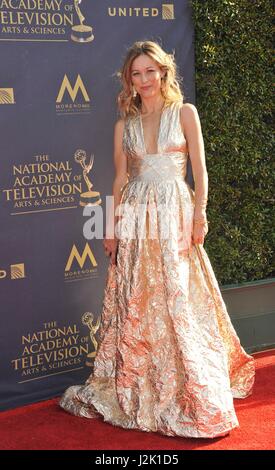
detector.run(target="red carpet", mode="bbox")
[1,349,274,450]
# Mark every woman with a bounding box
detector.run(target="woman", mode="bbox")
[59,41,255,438]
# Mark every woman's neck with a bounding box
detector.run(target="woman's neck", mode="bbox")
[140,96,165,116]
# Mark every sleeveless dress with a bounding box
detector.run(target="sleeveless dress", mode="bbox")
[59,101,255,438]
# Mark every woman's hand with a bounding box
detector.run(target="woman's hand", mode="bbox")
[192,220,209,245]
[103,237,118,265]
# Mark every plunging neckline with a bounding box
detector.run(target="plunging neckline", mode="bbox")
[139,103,168,155]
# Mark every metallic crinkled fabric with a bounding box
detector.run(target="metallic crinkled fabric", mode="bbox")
[59,101,255,438]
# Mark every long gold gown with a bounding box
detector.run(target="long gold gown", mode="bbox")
[59,101,255,438]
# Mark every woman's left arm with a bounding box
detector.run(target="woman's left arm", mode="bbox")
[180,103,208,222]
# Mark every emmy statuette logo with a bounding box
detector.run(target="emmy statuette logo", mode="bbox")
[82,312,100,366]
[71,0,94,43]
[74,149,101,207]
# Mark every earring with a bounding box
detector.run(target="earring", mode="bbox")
[132,86,137,97]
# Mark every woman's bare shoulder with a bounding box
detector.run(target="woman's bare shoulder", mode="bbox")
[115,117,125,126]
[180,103,200,126]
[114,118,126,135]
[180,102,198,115]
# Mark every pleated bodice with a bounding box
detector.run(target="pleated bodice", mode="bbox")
[122,101,189,182]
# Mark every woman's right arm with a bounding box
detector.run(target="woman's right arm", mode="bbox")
[104,119,128,262]
[112,119,129,236]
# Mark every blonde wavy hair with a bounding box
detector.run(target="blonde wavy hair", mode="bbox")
[115,40,185,119]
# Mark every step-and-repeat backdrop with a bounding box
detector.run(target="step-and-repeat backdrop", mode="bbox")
[0,0,195,410]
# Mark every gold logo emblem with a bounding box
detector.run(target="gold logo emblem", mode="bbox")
[11,263,25,279]
[65,243,97,271]
[56,74,90,103]
[0,88,15,104]
[162,4,175,20]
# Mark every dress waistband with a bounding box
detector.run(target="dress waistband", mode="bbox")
[128,154,187,183]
